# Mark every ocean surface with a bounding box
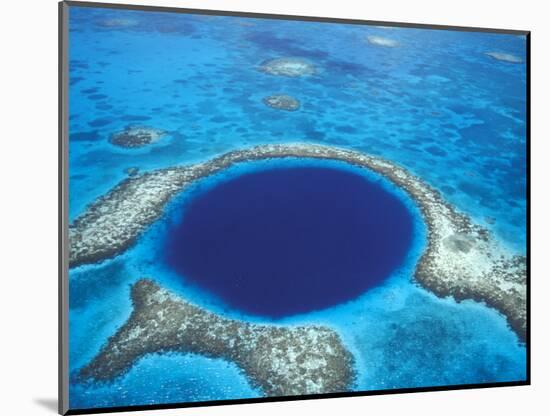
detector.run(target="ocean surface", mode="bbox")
[67,5,527,410]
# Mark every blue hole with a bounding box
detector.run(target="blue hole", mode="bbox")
[164,165,415,318]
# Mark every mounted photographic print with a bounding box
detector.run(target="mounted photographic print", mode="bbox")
[59,1,530,414]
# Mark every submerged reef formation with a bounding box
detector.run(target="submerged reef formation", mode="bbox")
[486,52,524,64]
[69,143,526,341]
[262,94,301,111]
[109,125,166,148]
[96,18,138,29]
[367,36,399,47]
[124,166,140,177]
[259,57,316,77]
[79,279,355,396]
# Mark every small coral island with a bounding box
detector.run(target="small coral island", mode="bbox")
[71,143,526,395]
[259,57,316,77]
[79,279,355,396]
[109,125,166,148]
[262,94,301,111]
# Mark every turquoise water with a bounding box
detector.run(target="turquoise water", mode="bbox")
[67,5,527,411]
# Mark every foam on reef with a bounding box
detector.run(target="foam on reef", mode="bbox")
[79,279,356,396]
[69,143,527,341]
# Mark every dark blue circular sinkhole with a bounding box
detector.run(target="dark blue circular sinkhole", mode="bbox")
[164,165,414,318]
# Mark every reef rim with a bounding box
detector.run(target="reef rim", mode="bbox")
[78,278,356,396]
[69,142,527,341]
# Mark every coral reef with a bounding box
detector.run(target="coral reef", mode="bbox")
[486,52,523,64]
[262,94,301,111]
[79,279,355,396]
[109,125,166,148]
[69,143,526,341]
[259,58,316,77]
[69,167,195,267]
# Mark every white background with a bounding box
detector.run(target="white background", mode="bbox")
[1,0,547,414]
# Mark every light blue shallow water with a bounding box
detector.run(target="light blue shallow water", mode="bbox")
[67,5,527,410]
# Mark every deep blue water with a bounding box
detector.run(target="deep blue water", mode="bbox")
[67,4,527,410]
[164,166,414,317]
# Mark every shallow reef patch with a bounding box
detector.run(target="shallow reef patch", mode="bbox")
[259,57,316,77]
[367,36,399,48]
[486,52,523,64]
[262,94,301,111]
[358,290,525,389]
[109,125,166,148]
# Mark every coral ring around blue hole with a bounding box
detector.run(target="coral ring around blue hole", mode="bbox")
[163,164,415,318]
